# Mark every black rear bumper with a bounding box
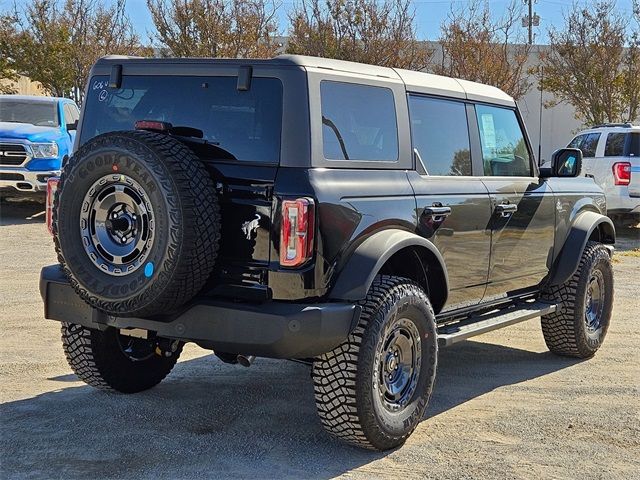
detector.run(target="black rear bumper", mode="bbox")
[40,265,360,358]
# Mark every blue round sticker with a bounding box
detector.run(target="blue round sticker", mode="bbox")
[144,262,154,278]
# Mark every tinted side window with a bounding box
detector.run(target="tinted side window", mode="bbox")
[475,105,531,176]
[62,104,70,123]
[408,96,471,176]
[68,104,80,123]
[580,133,600,157]
[63,104,78,125]
[321,81,398,161]
[568,134,586,149]
[604,133,626,157]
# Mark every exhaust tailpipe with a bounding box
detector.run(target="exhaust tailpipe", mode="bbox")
[236,355,255,367]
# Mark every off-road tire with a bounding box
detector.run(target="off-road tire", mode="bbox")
[541,242,614,358]
[61,322,182,393]
[312,276,438,451]
[54,130,220,317]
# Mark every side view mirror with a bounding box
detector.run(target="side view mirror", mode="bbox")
[540,148,583,178]
[66,120,78,131]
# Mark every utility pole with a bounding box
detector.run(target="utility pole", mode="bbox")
[522,0,540,44]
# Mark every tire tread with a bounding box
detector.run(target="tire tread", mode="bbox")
[312,275,437,450]
[61,322,181,393]
[541,241,613,358]
[53,131,220,317]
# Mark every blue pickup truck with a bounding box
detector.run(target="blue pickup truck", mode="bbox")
[0,95,80,201]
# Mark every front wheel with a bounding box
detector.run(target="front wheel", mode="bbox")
[61,323,182,393]
[312,276,438,450]
[541,242,614,358]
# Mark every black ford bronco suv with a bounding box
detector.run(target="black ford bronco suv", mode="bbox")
[40,55,615,451]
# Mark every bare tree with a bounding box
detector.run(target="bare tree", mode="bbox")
[539,0,639,125]
[8,0,145,103]
[626,0,640,122]
[286,0,432,70]
[65,0,147,102]
[0,14,19,93]
[433,0,531,100]
[147,0,280,58]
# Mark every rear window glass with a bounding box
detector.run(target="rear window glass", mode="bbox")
[81,75,283,163]
[321,81,398,161]
[0,99,59,127]
[604,133,626,156]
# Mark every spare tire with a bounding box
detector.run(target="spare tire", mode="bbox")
[53,130,220,317]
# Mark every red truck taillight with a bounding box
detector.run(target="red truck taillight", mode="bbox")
[46,177,60,235]
[612,162,631,186]
[280,198,315,267]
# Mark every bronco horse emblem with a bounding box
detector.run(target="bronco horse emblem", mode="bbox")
[241,214,261,240]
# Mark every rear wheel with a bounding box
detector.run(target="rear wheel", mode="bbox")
[541,242,614,358]
[312,276,438,450]
[61,322,182,393]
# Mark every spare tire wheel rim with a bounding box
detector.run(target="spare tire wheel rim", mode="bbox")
[80,173,155,276]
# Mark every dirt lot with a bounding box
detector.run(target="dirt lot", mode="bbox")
[1,201,638,480]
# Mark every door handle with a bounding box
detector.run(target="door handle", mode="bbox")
[495,203,518,217]
[423,206,452,217]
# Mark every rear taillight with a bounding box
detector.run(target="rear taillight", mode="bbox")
[46,177,60,235]
[612,162,631,186]
[280,198,315,267]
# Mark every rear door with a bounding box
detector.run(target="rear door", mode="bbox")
[473,104,556,299]
[79,67,296,300]
[406,95,492,309]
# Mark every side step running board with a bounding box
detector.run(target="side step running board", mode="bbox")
[437,300,557,347]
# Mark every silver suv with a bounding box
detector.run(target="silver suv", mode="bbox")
[567,123,640,224]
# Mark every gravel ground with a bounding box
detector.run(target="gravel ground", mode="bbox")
[0,201,639,480]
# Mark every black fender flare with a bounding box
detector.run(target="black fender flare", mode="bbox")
[548,211,615,286]
[329,229,449,302]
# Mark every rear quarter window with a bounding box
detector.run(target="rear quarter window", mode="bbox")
[630,133,640,156]
[320,81,398,162]
[604,133,626,156]
[80,75,283,163]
